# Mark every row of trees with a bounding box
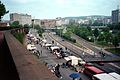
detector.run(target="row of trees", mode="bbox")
[55,28,76,43]
[107,23,120,30]
[66,23,120,48]
[33,24,44,36]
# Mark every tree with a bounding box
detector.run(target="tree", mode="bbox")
[93,28,99,39]
[34,24,44,36]
[10,21,20,27]
[104,32,113,43]
[24,24,29,28]
[117,31,120,41]
[87,26,92,31]
[0,1,9,21]
[98,33,105,41]
[112,35,119,48]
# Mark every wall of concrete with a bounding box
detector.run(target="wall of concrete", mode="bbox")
[0,31,20,80]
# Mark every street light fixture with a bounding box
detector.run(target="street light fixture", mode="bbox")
[91,29,96,57]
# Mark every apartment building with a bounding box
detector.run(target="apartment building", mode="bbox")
[10,13,32,25]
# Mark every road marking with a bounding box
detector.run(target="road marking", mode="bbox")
[109,63,120,69]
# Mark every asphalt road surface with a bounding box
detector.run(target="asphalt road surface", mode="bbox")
[45,32,120,74]
[27,29,90,80]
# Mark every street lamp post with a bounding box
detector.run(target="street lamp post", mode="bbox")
[100,32,106,58]
[32,19,34,34]
[92,34,96,57]
[82,40,85,57]
[91,29,96,57]
[32,19,34,29]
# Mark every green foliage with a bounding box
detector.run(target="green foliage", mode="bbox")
[106,48,120,54]
[102,27,110,32]
[14,33,25,44]
[112,35,119,48]
[62,32,76,43]
[96,41,109,46]
[63,22,120,48]
[93,28,99,38]
[10,21,22,27]
[104,32,113,43]
[24,24,30,28]
[98,33,105,41]
[34,25,44,36]
[117,31,120,41]
[55,28,76,43]
[0,1,9,21]
[107,23,120,30]
[92,20,103,26]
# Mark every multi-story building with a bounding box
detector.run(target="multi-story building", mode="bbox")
[56,18,69,26]
[40,19,56,29]
[33,19,41,26]
[10,13,32,25]
[104,17,112,24]
[112,9,120,24]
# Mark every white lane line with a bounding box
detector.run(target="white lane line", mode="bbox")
[109,63,120,69]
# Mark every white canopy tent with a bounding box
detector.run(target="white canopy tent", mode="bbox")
[45,43,52,47]
[50,46,60,51]
[64,56,83,65]
[93,73,118,80]
[109,72,120,80]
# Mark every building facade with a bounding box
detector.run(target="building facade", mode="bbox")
[33,19,41,26]
[10,13,32,25]
[40,19,56,29]
[112,9,120,24]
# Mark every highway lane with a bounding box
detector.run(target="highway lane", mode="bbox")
[46,32,120,74]
[71,34,120,73]
[47,32,120,62]
[46,33,94,58]
[72,34,120,59]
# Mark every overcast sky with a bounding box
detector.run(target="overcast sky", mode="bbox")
[1,0,120,20]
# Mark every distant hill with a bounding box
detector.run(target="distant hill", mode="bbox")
[64,15,111,20]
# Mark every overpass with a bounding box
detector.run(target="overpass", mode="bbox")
[0,28,58,80]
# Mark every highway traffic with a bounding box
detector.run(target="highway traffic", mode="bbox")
[25,29,120,80]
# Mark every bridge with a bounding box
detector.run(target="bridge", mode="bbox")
[0,28,58,80]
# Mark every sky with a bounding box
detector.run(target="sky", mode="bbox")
[1,0,120,20]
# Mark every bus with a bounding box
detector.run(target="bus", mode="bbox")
[83,66,104,78]
[93,73,119,80]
